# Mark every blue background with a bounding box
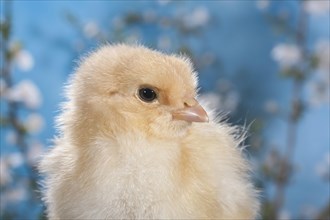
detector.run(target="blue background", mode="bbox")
[1,1,329,219]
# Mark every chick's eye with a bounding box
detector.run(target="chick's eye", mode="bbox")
[138,88,157,102]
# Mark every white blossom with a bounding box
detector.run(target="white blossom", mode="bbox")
[279,209,291,220]
[0,194,5,213]
[25,113,45,134]
[199,92,221,111]
[112,16,124,29]
[182,6,210,30]
[223,91,240,112]
[301,205,317,219]
[307,40,330,106]
[304,0,330,15]
[200,52,216,66]
[6,131,18,145]
[125,31,140,44]
[143,9,157,23]
[27,141,44,165]
[264,100,279,114]
[278,10,290,20]
[264,150,278,169]
[83,21,99,38]
[7,153,24,168]
[315,152,330,180]
[5,80,42,109]
[216,79,232,93]
[157,0,171,6]
[14,50,34,72]
[306,40,330,107]
[307,80,329,107]
[73,40,85,52]
[0,158,11,186]
[271,43,302,68]
[6,187,27,203]
[256,0,270,10]
[209,80,240,112]
[199,90,239,113]
[157,35,171,51]
[0,79,6,96]
[315,39,330,73]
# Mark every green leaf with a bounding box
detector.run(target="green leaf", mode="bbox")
[280,67,305,81]
[309,54,319,69]
[63,11,79,26]
[124,12,142,25]
[8,41,22,60]
[261,200,277,220]
[291,99,305,122]
[0,116,9,126]
[0,20,10,40]
[177,46,194,59]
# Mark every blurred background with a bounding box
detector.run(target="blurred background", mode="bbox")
[0,0,329,219]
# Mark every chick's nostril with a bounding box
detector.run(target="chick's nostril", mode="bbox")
[184,98,198,107]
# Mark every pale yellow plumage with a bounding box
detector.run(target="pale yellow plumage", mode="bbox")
[40,44,259,219]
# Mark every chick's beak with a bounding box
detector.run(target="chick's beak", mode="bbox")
[172,99,209,123]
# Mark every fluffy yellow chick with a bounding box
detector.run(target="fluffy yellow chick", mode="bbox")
[40,44,259,219]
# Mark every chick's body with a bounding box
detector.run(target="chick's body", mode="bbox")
[40,44,259,219]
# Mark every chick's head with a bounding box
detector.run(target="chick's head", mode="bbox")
[70,44,208,140]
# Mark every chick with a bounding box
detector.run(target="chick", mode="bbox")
[40,44,259,219]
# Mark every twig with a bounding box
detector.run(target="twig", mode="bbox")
[273,2,308,217]
[1,0,41,214]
